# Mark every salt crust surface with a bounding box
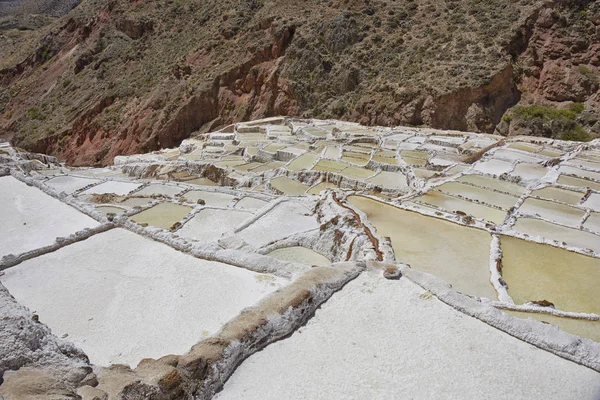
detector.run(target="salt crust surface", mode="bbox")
[216,272,600,400]
[238,201,318,247]
[44,175,100,194]
[80,180,142,196]
[178,208,253,242]
[1,228,286,367]
[0,176,98,257]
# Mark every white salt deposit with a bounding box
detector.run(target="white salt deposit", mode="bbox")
[1,229,286,367]
[234,197,268,210]
[238,201,318,247]
[44,175,100,194]
[473,159,514,175]
[178,209,252,242]
[183,191,235,207]
[134,184,184,197]
[583,193,600,211]
[0,176,98,257]
[216,272,600,400]
[80,181,142,196]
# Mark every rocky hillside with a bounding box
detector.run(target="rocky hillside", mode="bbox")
[0,0,599,165]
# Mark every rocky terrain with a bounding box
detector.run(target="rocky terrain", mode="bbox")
[0,0,599,166]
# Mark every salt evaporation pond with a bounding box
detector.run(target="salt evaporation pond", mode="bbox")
[178,208,251,242]
[266,246,330,266]
[270,176,310,196]
[505,310,600,343]
[501,236,600,314]
[215,273,599,400]
[349,196,497,299]
[1,229,286,367]
[0,176,99,256]
[130,202,192,229]
[414,191,507,224]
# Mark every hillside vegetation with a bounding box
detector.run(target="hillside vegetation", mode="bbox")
[0,0,599,165]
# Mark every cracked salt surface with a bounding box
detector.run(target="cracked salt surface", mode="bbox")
[216,272,600,400]
[1,228,286,367]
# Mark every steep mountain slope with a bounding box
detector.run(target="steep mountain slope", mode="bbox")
[0,0,598,165]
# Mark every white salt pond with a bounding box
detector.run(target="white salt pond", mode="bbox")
[215,272,600,400]
[234,197,268,210]
[183,190,235,207]
[458,174,527,196]
[583,193,600,211]
[518,198,585,227]
[95,206,126,216]
[414,191,507,224]
[505,310,600,343]
[366,171,408,190]
[44,175,100,194]
[178,208,252,242]
[0,176,98,257]
[513,217,600,253]
[473,159,514,175]
[1,229,286,367]
[238,201,318,247]
[134,184,184,197]
[434,181,519,210]
[531,186,584,205]
[80,181,142,196]
[266,246,330,266]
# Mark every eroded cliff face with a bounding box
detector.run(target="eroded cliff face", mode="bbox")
[498,1,600,139]
[0,0,598,165]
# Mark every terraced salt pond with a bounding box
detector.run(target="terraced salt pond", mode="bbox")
[557,174,600,191]
[501,236,600,314]
[266,246,330,266]
[414,191,507,223]
[134,184,184,197]
[458,174,527,196]
[95,206,126,216]
[530,186,585,205]
[349,196,497,299]
[2,119,600,398]
[237,201,318,247]
[130,202,192,229]
[1,229,285,366]
[0,176,99,256]
[234,197,268,210]
[506,311,600,343]
[178,209,251,242]
[517,198,585,227]
[45,175,100,194]
[183,191,234,206]
[513,217,600,252]
[286,153,318,171]
[270,176,310,195]
[434,181,519,210]
[307,181,338,195]
[80,180,142,196]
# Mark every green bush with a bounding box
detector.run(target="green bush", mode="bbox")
[512,104,590,142]
[512,105,577,121]
[561,125,591,142]
[569,102,584,114]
